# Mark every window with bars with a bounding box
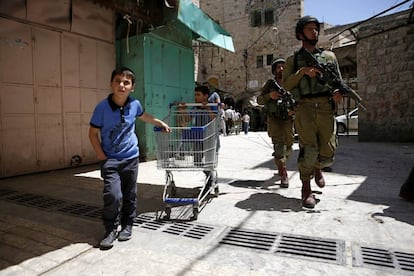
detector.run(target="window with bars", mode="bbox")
[264,9,274,25]
[250,8,275,27]
[256,54,275,68]
[266,54,274,66]
[257,55,264,68]
[251,10,262,27]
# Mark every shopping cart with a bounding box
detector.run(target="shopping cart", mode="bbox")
[154,103,220,220]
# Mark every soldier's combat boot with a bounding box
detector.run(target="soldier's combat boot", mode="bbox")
[314,168,325,188]
[278,165,289,188]
[301,180,315,208]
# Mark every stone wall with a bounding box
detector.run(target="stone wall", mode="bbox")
[357,12,414,142]
[198,0,302,99]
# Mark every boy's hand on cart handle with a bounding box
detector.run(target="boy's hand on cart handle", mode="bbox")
[160,122,171,132]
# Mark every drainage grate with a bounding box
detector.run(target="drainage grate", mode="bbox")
[163,222,191,235]
[0,188,17,197]
[275,233,345,265]
[163,222,214,239]
[219,228,345,265]
[353,245,414,273]
[57,203,102,219]
[183,224,214,239]
[83,208,102,219]
[134,214,167,230]
[6,193,66,209]
[134,214,215,240]
[395,251,414,272]
[220,228,278,251]
[0,188,102,220]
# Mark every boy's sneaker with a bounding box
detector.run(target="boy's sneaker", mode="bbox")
[118,225,132,241]
[100,230,117,249]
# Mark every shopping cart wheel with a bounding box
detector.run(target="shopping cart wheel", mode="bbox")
[164,207,171,220]
[192,207,198,220]
[168,181,177,196]
[214,185,219,196]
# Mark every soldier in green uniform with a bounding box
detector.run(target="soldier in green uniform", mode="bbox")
[283,16,343,208]
[258,58,295,188]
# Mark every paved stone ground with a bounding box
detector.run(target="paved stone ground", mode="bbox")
[0,132,413,275]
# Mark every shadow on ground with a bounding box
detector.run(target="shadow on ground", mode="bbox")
[229,136,414,224]
[235,192,304,212]
[0,165,206,270]
[332,136,414,225]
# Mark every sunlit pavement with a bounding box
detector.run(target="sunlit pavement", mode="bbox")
[1,132,413,275]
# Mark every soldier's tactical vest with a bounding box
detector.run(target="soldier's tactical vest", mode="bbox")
[260,79,294,120]
[291,48,335,98]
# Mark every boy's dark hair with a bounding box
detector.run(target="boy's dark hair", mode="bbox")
[111,67,136,85]
[195,85,210,96]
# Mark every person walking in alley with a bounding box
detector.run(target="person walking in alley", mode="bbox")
[283,16,343,208]
[89,67,170,249]
[219,103,226,136]
[242,111,250,135]
[258,58,295,188]
[224,106,235,135]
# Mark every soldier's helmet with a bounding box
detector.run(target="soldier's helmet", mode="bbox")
[295,16,320,40]
[271,58,285,74]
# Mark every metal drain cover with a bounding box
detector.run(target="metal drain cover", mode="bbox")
[353,245,414,273]
[57,203,102,219]
[134,214,167,230]
[134,213,215,240]
[275,233,346,265]
[219,228,346,265]
[0,188,102,220]
[0,188,17,197]
[6,193,65,209]
[219,228,278,251]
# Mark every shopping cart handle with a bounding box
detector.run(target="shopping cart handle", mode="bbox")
[170,102,220,108]
[154,126,171,132]
[164,198,199,204]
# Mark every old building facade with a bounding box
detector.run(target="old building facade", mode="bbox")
[196,0,354,114]
[198,0,302,103]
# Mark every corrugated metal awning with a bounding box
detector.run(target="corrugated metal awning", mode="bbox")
[177,0,235,52]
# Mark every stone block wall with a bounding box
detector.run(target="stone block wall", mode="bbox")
[357,13,414,142]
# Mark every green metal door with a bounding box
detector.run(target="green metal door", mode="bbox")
[118,33,194,160]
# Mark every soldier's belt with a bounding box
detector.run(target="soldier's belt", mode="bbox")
[301,92,331,98]
[269,112,292,119]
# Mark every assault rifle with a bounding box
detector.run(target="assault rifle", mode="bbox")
[266,79,295,120]
[300,48,366,111]
[268,79,294,103]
